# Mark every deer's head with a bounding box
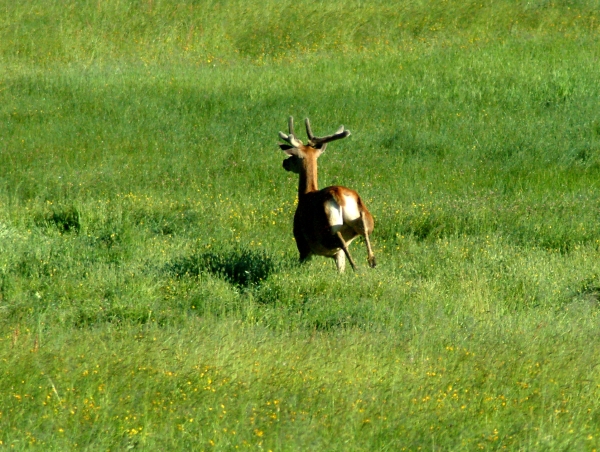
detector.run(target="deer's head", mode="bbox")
[278,117,350,174]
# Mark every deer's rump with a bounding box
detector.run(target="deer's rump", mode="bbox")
[293,186,372,257]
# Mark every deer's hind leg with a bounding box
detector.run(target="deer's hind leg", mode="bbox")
[337,195,376,269]
[358,211,376,268]
[335,232,357,272]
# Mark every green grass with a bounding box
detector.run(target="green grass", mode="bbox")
[2,0,600,449]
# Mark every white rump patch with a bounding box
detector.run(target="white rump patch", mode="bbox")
[324,196,360,233]
[341,195,360,222]
[324,199,344,233]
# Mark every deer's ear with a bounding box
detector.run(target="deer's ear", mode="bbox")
[279,143,295,151]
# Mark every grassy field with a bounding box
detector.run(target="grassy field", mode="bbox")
[2,0,600,449]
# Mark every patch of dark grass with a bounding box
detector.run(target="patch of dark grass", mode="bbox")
[382,130,447,159]
[253,283,285,305]
[34,205,80,233]
[536,235,574,254]
[393,210,470,242]
[571,276,600,306]
[168,246,276,288]
[12,251,54,278]
[0,273,6,303]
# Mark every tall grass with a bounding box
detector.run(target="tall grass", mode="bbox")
[1,0,600,449]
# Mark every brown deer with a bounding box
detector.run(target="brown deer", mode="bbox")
[278,117,376,272]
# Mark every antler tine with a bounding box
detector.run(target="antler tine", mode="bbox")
[305,118,315,142]
[279,116,303,148]
[310,124,351,147]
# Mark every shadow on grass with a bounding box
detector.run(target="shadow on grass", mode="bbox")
[167,246,276,288]
[571,276,600,307]
[34,205,80,234]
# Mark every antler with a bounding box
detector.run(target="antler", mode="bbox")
[279,116,303,148]
[305,118,351,149]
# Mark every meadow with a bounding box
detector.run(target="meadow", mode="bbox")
[1,0,600,449]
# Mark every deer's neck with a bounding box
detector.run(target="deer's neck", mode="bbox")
[298,156,319,197]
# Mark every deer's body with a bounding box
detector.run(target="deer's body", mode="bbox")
[294,185,372,257]
[278,117,376,272]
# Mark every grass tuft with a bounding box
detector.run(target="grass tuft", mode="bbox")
[34,204,81,234]
[168,246,276,289]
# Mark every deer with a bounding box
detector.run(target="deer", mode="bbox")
[278,116,376,273]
